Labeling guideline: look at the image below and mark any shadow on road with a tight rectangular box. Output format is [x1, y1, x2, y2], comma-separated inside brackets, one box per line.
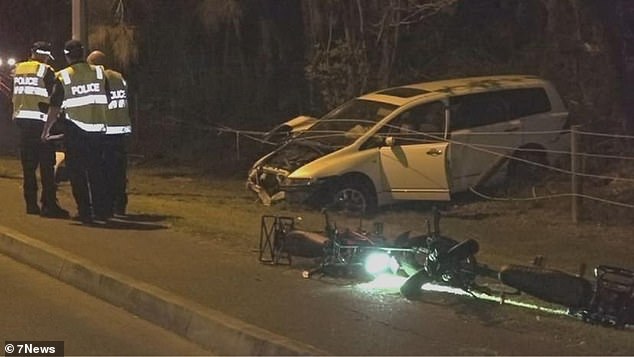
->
[114, 213, 175, 223]
[69, 216, 175, 231]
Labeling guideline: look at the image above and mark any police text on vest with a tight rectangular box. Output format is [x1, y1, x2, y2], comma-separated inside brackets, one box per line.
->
[71, 83, 101, 95]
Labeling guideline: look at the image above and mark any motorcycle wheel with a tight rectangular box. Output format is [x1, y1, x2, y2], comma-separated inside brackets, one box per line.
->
[400, 268, 432, 299]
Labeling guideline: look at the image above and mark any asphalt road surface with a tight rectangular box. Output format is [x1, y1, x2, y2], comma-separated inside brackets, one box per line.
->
[0, 175, 631, 355]
[0, 254, 212, 356]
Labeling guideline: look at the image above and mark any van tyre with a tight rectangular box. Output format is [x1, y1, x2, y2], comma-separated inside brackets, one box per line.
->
[331, 176, 377, 215]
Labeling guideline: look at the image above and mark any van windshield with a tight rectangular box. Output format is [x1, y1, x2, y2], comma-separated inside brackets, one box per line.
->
[297, 99, 397, 147]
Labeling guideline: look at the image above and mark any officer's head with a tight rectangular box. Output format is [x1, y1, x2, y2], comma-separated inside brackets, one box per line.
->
[63, 40, 85, 64]
[31, 41, 55, 63]
[86, 50, 107, 67]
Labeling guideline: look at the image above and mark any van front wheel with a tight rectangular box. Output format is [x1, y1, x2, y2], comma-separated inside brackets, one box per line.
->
[331, 177, 377, 215]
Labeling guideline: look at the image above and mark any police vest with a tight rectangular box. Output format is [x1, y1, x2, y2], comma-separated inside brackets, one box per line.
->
[12, 60, 51, 122]
[104, 69, 131, 135]
[57, 63, 108, 133]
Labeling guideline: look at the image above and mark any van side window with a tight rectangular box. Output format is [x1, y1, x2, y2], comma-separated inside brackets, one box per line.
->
[382, 101, 446, 145]
[502, 88, 551, 118]
[449, 87, 551, 131]
[449, 92, 510, 131]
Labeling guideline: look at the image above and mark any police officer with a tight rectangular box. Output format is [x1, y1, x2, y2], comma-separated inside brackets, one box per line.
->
[41, 40, 109, 224]
[87, 50, 131, 216]
[12, 41, 69, 218]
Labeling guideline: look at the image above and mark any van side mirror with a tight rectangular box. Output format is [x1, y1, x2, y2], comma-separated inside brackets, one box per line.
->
[384, 136, 395, 147]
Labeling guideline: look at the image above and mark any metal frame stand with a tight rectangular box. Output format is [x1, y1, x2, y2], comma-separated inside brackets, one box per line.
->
[259, 215, 295, 265]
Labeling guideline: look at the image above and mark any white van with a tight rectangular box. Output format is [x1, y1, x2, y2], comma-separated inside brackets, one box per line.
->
[247, 75, 569, 213]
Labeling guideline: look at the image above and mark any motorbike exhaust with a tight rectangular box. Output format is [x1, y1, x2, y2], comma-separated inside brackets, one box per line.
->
[500, 264, 594, 308]
[282, 230, 329, 258]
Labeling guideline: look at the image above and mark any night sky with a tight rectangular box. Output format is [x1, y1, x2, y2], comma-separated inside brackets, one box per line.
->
[0, 0, 71, 66]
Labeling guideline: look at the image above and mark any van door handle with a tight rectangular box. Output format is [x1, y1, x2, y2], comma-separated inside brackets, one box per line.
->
[427, 148, 443, 156]
[504, 126, 520, 132]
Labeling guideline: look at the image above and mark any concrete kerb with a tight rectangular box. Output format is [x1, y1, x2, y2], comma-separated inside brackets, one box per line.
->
[0, 225, 328, 356]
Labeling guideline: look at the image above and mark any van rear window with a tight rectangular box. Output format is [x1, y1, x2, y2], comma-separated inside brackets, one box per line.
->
[376, 87, 429, 98]
[505, 88, 551, 118]
[449, 87, 552, 130]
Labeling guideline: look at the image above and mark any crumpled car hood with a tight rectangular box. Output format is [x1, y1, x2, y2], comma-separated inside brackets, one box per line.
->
[247, 140, 336, 205]
[264, 140, 331, 172]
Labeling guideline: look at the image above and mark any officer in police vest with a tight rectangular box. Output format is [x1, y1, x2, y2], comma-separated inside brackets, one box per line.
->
[86, 50, 131, 216]
[12, 41, 69, 218]
[41, 40, 110, 224]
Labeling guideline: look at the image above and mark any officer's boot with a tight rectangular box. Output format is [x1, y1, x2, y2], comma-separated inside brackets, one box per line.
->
[39, 151, 68, 219]
[40, 201, 70, 219]
[40, 192, 70, 219]
[24, 191, 40, 215]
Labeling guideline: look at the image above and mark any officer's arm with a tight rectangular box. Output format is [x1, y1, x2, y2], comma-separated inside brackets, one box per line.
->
[8, 66, 15, 115]
[43, 67, 56, 93]
[42, 107, 61, 141]
[104, 75, 111, 102]
[41, 78, 64, 141]
[35, 67, 57, 115]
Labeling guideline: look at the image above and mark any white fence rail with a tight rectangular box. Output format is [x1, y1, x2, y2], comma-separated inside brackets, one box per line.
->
[146, 117, 634, 222]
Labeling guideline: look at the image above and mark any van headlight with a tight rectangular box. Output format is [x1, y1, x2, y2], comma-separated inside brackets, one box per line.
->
[282, 177, 313, 187]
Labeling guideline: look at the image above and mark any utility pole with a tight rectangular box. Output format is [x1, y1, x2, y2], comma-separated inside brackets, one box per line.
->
[72, 0, 88, 45]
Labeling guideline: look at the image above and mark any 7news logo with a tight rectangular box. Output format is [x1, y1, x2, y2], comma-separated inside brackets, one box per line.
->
[4, 341, 64, 357]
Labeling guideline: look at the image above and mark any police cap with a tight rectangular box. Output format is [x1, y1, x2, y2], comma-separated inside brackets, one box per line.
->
[63, 40, 85, 58]
[31, 41, 55, 60]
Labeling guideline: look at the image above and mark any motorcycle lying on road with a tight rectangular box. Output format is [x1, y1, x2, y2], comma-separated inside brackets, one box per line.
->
[258, 207, 634, 329]
[399, 212, 634, 329]
[259, 206, 416, 279]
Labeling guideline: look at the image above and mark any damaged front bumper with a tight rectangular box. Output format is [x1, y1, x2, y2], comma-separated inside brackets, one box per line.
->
[247, 166, 290, 206]
[246, 136, 336, 206]
[247, 166, 328, 206]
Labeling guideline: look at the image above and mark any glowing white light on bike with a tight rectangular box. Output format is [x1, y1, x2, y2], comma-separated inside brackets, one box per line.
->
[364, 252, 389, 275]
[364, 252, 400, 275]
[423, 283, 472, 296]
[7, 58, 16, 66]
[358, 274, 407, 291]
[358, 277, 473, 293]
[470, 291, 569, 315]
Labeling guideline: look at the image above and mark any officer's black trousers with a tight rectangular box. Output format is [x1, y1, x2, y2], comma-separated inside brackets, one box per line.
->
[17, 120, 57, 209]
[64, 123, 109, 219]
[103, 134, 128, 214]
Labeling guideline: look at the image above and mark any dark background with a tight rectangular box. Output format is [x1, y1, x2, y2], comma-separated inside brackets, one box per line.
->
[1, 0, 633, 174]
